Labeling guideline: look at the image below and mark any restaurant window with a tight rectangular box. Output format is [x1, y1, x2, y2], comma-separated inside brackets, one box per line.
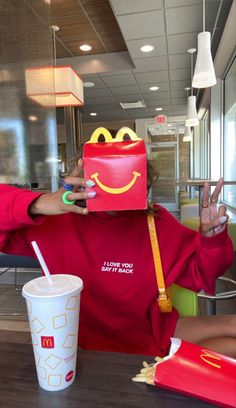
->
[223, 56, 236, 209]
[200, 110, 210, 179]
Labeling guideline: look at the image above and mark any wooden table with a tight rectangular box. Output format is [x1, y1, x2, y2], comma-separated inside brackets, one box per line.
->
[0, 342, 216, 408]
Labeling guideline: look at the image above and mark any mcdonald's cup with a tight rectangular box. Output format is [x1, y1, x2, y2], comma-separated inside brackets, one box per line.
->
[22, 274, 83, 391]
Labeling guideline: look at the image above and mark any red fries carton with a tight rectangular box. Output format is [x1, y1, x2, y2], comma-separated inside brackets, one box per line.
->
[83, 127, 147, 212]
[154, 338, 236, 407]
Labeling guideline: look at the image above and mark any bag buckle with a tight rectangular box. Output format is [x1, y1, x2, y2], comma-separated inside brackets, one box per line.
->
[158, 288, 172, 313]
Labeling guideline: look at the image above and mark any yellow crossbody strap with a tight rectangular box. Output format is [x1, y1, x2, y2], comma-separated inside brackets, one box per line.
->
[147, 213, 172, 313]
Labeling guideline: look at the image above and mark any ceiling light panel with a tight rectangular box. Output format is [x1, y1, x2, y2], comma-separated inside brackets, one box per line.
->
[117, 10, 165, 40]
[110, 0, 163, 15]
[133, 56, 168, 73]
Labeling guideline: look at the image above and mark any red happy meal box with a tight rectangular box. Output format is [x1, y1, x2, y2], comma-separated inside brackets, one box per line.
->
[154, 338, 236, 407]
[83, 127, 147, 212]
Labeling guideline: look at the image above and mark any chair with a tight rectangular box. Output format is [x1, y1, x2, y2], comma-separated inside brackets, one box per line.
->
[179, 197, 199, 207]
[0, 253, 40, 286]
[0, 253, 40, 316]
[171, 284, 199, 316]
[182, 218, 236, 315]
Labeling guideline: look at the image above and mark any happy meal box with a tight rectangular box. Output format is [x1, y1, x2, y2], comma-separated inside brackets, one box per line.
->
[83, 127, 147, 211]
[132, 338, 236, 407]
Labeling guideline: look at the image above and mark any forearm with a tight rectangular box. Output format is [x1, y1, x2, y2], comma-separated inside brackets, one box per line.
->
[176, 228, 234, 295]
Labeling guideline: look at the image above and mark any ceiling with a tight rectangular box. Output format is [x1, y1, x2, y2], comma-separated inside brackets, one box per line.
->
[52, 0, 233, 123]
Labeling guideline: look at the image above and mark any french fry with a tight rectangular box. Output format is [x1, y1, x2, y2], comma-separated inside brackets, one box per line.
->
[132, 357, 163, 385]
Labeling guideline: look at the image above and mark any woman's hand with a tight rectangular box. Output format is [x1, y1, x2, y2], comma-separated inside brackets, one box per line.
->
[200, 178, 228, 237]
[30, 160, 96, 216]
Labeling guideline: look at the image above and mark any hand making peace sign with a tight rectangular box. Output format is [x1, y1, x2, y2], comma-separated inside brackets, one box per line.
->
[200, 178, 228, 237]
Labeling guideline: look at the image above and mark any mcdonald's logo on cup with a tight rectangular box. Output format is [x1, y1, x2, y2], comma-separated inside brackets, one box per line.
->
[41, 336, 55, 348]
[84, 127, 147, 211]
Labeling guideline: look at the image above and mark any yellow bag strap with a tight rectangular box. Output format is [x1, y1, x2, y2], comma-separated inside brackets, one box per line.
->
[147, 213, 172, 313]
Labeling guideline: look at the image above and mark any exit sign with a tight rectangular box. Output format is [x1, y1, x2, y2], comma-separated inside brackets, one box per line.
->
[155, 115, 167, 124]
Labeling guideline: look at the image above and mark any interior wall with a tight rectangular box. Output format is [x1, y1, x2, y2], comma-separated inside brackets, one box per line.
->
[0, 0, 58, 190]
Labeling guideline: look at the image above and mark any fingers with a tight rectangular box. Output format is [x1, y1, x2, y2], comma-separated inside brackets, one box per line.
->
[201, 181, 210, 208]
[63, 176, 95, 190]
[62, 190, 96, 202]
[201, 178, 224, 208]
[200, 204, 228, 236]
[71, 159, 83, 177]
[63, 159, 95, 190]
[209, 178, 224, 205]
[69, 205, 89, 216]
[61, 159, 97, 215]
[218, 204, 226, 218]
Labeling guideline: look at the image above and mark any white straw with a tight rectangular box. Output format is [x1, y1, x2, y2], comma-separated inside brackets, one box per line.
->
[31, 241, 53, 284]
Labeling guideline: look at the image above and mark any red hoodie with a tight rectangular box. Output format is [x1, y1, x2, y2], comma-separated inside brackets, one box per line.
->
[0, 185, 233, 356]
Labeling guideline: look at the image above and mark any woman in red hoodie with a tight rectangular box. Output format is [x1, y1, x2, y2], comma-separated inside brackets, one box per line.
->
[0, 160, 235, 358]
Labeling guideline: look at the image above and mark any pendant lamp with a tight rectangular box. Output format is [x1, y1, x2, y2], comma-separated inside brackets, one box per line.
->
[25, 26, 84, 107]
[185, 50, 199, 127]
[186, 95, 199, 127]
[183, 126, 192, 142]
[192, 0, 216, 88]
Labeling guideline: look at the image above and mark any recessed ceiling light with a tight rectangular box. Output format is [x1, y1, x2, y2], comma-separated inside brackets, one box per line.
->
[149, 86, 159, 91]
[187, 48, 197, 54]
[28, 115, 38, 122]
[155, 107, 163, 111]
[90, 112, 97, 116]
[84, 81, 95, 87]
[167, 124, 172, 127]
[140, 45, 154, 53]
[80, 44, 92, 52]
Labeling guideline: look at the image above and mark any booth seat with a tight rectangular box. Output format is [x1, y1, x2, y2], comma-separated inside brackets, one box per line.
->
[0, 253, 40, 286]
[180, 197, 199, 207]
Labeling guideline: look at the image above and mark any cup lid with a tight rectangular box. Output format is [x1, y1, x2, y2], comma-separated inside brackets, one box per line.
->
[22, 274, 83, 299]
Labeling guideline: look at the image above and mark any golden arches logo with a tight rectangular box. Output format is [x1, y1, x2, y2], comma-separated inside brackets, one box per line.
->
[87, 127, 141, 143]
[200, 349, 221, 369]
[41, 336, 55, 349]
[91, 171, 141, 194]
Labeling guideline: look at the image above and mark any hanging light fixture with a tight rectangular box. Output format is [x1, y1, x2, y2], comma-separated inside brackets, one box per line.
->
[183, 125, 192, 142]
[192, 0, 216, 88]
[25, 26, 84, 107]
[185, 49, 199, 127]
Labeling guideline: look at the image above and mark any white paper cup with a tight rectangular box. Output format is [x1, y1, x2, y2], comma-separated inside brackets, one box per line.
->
[22, 274, 83, 391]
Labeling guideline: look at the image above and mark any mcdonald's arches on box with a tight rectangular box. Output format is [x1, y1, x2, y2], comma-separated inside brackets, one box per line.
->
[83, 127, 147, 211]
